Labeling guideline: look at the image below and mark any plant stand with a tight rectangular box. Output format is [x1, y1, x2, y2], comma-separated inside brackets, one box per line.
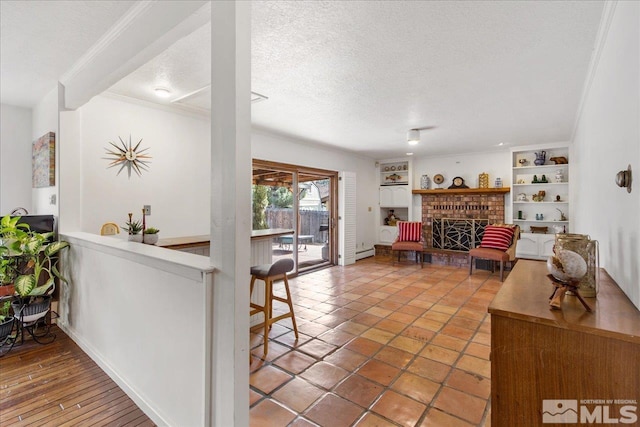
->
[0, 316, 17, 357]
[0, 296, 57, 356]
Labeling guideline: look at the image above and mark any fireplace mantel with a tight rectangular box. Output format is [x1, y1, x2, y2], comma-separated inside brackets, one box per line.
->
[412, 187, 510, 195]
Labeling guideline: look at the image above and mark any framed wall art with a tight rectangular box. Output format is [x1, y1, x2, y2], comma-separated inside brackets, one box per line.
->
[32, 132, 55, 188]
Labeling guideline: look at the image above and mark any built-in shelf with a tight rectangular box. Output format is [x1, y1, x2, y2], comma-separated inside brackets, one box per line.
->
[513, 201, 568, 204]
[412, 187, 510, 195]
[513, 182, 567, 186]
[513, 219, 569, 223]
[513, 164, 569, 171]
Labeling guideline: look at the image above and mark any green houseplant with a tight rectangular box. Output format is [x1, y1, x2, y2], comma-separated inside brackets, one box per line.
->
[123, 213, 143, 242]
[143, 227, 160, 245]
[0, 215, 70, 323]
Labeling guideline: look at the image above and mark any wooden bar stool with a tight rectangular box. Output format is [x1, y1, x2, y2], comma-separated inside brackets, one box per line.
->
[250, 258, 298, 356]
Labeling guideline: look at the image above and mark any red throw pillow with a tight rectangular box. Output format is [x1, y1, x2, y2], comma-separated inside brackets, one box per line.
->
[398, 222, 422, 242]
[479, 225, 515, 251]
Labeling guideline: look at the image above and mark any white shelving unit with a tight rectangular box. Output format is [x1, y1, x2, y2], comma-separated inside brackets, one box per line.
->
[378, 159, 412, 244]
[511, 145, 570, 260]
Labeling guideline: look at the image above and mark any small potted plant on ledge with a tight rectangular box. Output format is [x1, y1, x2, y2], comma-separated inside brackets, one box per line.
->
[123, 213, 143, 242]
[143, 227, 160, 245]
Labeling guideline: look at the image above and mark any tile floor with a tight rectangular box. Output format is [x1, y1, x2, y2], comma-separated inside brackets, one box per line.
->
[249, 256, 505, 427]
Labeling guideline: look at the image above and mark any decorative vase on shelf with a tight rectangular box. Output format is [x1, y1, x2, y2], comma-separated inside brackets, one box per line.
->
[534, 151, 546, 166]
[494, 177, 502, 188]
[420, 175, 430, 189]
[555, 169, 564, 183]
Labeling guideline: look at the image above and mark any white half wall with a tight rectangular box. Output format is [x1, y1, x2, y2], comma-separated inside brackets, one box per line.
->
[0, 103, 32, 215]
[571, 1, 640, 309]
[251, 129, 378, 252]
[60, 232, 214, 427]
[77, 95, 211, 237]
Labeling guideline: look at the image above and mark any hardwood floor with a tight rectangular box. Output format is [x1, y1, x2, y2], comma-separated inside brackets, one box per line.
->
[0, 325, 154, 426]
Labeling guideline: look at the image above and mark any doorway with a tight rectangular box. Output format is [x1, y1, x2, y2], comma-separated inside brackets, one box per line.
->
[252, 160, 338, 274]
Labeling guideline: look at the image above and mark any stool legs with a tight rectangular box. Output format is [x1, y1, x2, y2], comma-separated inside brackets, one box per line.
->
[250, 273, 298, 357]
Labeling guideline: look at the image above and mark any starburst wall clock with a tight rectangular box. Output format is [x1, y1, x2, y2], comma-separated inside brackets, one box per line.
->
[103, 135, 151, 178]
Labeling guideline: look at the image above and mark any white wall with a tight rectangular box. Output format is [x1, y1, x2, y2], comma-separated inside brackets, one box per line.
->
[31, 87, 59, 216]
[60, 232, 214, 427]
[572, 1, 639, 309]
[77, 95, 211, 237]
[410, 150, 512, 222]
[0, 103, 32, 215]
[252, 129, 378, 252]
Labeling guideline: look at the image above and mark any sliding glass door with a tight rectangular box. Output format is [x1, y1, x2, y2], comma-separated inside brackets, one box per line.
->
[252, 160, 337, 275]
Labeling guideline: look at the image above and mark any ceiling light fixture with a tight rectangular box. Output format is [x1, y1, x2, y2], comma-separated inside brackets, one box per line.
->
[406, 152, 414, 156]
[407, 129, 420, 145]
[154, 87, 171, 98]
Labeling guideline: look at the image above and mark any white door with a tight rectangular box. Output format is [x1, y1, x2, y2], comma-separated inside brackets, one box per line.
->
[339, 171, 356, 266]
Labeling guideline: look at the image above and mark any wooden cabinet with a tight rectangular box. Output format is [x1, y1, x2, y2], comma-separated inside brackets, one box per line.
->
[511, 144, 570, 260]
[489, 260, 640, 426]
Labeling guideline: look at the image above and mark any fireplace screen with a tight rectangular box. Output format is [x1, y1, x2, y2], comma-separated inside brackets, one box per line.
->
[432, 219, 488, 251]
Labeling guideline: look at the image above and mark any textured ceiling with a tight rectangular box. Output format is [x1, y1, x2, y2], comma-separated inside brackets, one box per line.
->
[1, 1, 605, 159]
[0, 0, 135, 107]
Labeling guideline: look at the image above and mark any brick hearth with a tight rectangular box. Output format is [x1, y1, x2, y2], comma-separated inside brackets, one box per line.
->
[422, 191, 506, 266]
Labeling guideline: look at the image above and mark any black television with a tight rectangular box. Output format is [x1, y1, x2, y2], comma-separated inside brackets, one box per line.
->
[11, 215, 56, 236]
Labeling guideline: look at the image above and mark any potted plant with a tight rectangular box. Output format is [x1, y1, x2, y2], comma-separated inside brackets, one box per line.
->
[0, 300, 14, 344]
[143, 227, 160, 245]
[0, 215, 70, 324]
[123, 215, 143, 242]
[0, 248, 17, 297]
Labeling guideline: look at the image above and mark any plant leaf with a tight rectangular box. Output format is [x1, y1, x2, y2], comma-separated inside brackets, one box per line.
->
[44, 241, 70, 257]
[29, 280, 54, 296]
[14, 274, 36, 297]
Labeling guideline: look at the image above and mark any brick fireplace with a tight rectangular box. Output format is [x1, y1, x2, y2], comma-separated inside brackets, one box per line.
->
[420, 189, 508, 266]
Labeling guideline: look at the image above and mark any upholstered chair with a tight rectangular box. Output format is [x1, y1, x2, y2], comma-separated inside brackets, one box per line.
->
[391, 221, 425, 268]
[468, 224, 520, 281]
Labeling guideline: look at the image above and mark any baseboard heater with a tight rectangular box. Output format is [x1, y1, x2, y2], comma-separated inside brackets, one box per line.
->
[356, 248, 375, 260]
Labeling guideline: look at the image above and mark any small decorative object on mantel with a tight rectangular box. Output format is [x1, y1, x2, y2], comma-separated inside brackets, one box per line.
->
[103, 135, 151, 178]
[478, 172, 489, 188]
[494, 177, 502, 188]
[448, 176, 469, 189]
[420, 175, 430, 189]
[547, 249, 592, 312]
[518, 158, 528, 167]
[433, 174, 445, 188]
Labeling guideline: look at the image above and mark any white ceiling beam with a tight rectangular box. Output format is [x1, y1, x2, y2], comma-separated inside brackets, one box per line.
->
[60, 0, 209, 110]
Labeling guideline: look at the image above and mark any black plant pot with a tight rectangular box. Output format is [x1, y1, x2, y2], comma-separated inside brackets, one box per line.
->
[0, 316, 14, 341]
[12, 295, 51, 324]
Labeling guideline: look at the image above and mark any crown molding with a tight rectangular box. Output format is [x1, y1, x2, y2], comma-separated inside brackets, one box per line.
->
[569, 1, 618, 143]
